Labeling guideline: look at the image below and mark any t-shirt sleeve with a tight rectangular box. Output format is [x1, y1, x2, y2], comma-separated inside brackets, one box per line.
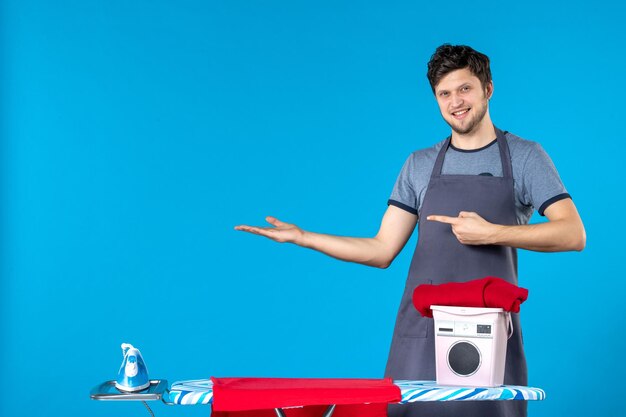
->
[520, 143, 571, 216]
[388, 154, 418, 216]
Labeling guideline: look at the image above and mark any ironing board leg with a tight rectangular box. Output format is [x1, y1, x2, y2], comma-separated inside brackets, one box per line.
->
[322, 404, 336, 417]
[274, 405, 335, 417]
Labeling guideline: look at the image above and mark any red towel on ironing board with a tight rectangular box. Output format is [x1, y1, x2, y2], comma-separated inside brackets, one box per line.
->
[211, 377, 401, 417]
[412, 276, 529, 318]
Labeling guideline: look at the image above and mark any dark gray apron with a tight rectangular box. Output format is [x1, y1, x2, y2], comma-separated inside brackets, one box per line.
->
[385, 128, 527, 417]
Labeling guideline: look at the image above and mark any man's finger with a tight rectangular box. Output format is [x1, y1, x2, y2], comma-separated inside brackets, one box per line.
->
[236, 225, 275, 236]
[458, 211, 477, 218]
[234, 225, 258, 231]
[427, 215, 459, 224]
[266, 216, 286, 227]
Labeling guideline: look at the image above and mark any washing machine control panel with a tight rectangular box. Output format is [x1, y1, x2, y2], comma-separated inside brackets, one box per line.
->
[436, 320, 494, 338]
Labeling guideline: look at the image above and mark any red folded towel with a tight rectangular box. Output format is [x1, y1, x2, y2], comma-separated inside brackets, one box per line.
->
[211, 403, 388, 417]
[211, 377, 401, 417]
[412, 276, 529, 318]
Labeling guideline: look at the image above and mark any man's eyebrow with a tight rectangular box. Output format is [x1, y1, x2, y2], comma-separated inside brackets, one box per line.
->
[451, 82, 473, 90]
[437, 81, 474, 94]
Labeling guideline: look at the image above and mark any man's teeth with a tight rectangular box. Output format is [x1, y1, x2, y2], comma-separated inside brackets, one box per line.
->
[453, 109, 469, 116]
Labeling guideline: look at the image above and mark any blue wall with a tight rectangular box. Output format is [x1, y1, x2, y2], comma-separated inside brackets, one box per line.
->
[1, 1, 623, 416]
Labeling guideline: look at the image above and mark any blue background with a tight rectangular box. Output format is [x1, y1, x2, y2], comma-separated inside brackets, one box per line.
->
[1, 1, 623, 416]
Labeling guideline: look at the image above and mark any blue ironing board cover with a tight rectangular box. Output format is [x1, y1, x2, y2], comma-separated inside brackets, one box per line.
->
[164, 379, 545, 405]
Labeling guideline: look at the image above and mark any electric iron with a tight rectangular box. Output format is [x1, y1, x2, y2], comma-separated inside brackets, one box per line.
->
[115, 343, 150, 392]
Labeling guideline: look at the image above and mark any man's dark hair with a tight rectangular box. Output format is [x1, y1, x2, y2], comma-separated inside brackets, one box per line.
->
[427, 44, 492, 94]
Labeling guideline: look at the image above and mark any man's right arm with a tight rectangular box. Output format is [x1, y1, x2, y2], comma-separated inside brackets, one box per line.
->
[234, 205, 417, 269]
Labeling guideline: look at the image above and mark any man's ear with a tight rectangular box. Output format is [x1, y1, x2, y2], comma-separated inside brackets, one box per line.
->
[485, 81, 494, 100]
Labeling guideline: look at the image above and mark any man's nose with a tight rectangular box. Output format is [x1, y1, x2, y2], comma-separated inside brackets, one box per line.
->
[451, 93, 463, 107]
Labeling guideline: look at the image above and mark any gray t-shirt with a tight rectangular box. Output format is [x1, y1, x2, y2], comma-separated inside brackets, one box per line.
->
[388, 132, 571, 225]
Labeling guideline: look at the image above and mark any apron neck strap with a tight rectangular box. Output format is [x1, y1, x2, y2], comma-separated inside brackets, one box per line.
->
[495, 127, 513, 179]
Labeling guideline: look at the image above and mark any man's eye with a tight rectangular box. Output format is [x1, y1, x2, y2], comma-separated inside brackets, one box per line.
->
[461, 86, 470, 92]
[439, 92, 449, 97]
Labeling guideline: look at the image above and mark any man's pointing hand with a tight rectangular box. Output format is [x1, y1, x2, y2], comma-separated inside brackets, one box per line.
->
[427, 211, 499, 245]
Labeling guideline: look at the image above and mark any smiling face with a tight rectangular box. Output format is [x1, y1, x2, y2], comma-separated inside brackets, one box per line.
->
[434, 68, 493, 136]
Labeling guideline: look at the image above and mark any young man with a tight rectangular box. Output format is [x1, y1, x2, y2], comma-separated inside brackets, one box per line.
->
[235, 44, 585, 417]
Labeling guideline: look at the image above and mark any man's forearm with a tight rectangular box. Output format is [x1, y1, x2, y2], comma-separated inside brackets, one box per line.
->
[490, 218, 586, 252]
[298, 232, 394, 268]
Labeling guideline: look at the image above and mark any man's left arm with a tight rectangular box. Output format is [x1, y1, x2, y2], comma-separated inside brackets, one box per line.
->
[427, 198, 586, 252]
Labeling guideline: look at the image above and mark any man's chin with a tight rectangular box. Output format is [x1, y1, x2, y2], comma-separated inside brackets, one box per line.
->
[447, 120, 475, 135]
[452, 126, 475, 135]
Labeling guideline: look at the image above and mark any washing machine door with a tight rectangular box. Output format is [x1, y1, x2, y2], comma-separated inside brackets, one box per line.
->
[447, 340, 481, 376]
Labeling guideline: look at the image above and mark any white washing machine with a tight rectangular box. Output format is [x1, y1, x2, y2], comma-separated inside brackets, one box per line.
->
[431, 305, 512, 387]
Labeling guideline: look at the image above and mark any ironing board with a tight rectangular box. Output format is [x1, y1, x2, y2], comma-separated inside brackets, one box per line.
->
[164, 379, 545, 405]
[92, 378, 544, 417]
[154, 379, 546, 405]
[91, 378, 545, 404]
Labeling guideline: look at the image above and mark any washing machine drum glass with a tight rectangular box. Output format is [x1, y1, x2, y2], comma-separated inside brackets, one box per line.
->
[448, 341, 481, 376]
